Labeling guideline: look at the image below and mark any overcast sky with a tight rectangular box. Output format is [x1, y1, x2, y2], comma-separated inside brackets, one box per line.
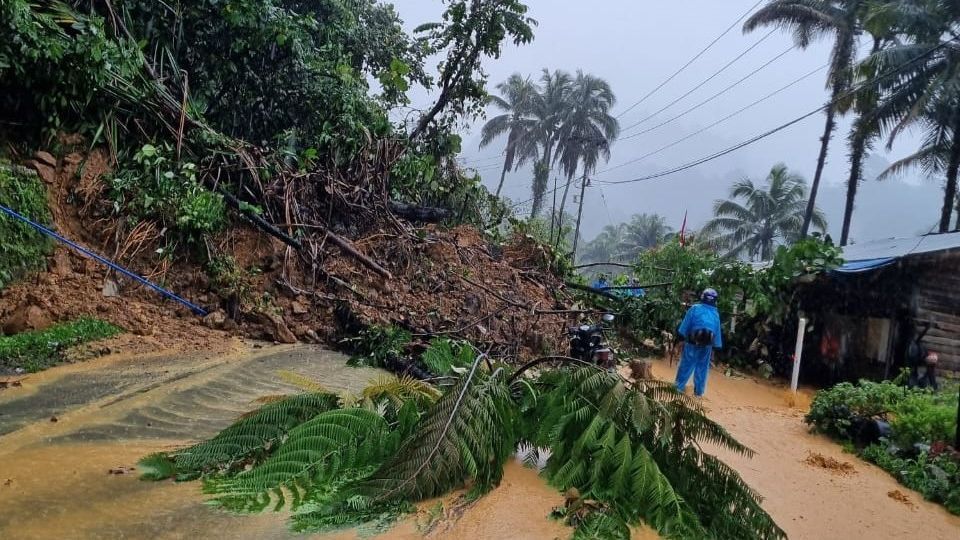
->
[388, 0, 942, 243]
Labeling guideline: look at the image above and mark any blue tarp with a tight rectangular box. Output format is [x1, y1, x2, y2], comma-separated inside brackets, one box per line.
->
[831, 257, 896, 274]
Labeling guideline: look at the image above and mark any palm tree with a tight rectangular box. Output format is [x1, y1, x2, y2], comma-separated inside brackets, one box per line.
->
[863, 0, 960, 232]
[553, 71, 619, 236]
[528, 69, 573, 217]
[581, 223, 627, 263]
[479, 74, 540, 198]
[703, 164, 827, 261]
[745, 0, 869, 237]
[618, 213, 673, 261]
[839, 28, 895, 246]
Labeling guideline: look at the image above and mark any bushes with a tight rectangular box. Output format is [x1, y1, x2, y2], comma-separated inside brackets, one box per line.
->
[110, 144, 226, 245]
[0, 164, 52, 290]
[0, 318, 120, 372]
[805, 381, 911, 440]
[807, 379, 960, 515]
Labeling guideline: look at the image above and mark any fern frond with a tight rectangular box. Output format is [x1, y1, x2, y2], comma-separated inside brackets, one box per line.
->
[361, 374, 442, 412]
[420, 338, 473, 376]
[205, 408, 390, 512]
[277, 370, 330, 393]
[355, 358, 517, 502]
[153, 393, 340, 478]
[572, 512, 631, 540]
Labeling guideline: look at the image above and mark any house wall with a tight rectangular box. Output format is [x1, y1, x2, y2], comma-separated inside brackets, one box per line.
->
[909, 254, 960, 374]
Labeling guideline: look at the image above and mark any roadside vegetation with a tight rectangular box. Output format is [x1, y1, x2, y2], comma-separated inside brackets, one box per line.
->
[806, 379, 960, 514]
[139, 340, 785, 539]
[0, 318, 120, 373]
[0, 164, 52, 290]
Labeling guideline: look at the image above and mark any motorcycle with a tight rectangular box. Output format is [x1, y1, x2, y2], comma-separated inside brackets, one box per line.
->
[568, 313, 616, 369]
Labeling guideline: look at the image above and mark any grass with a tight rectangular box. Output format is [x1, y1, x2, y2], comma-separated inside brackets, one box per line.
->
[0, 318, 121, 372]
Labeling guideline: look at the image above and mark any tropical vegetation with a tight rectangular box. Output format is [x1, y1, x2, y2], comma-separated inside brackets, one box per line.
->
[702, 164, 827, 261]
[579, 213, 674, 264]
[806, 379, 960, 514]
[480, 70, 619, 221]
[139, 341, 786, 538]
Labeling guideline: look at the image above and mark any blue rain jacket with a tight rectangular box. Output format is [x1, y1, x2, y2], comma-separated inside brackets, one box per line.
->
[678, 303, 723, 357]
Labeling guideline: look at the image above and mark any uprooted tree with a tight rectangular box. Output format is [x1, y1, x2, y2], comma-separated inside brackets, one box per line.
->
[139, 342, 786, 539]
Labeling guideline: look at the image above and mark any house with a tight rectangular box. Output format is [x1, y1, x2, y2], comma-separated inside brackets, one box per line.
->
[795, 232, 960, 383]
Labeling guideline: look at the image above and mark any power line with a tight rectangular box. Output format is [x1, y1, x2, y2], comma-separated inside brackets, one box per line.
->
[598, 37, 958, 187]
[619, 29, 782, 135]
[595, 64, 827, 176]
[511, 37, 957, 211]
[620, 46, 802, 141]
[615, 0, 765, 119]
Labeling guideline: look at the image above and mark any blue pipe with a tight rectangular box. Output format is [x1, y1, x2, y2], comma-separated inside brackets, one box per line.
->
[0, 203, 207, 316]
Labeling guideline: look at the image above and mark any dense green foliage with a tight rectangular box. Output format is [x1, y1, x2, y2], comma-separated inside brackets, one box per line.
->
[0, 165, 53, 290]
[603, 238, 841, 357]
[702, 164, 827, 261]
[343, 325, 412, 368]
[141, 341, 785, 539]
[580, 213, 673, 264]
[0, 318, 120, 372]
[806, 379, 960, 514]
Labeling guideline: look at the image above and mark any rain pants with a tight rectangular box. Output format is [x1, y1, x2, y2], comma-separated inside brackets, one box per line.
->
[674, 303, 722, 397]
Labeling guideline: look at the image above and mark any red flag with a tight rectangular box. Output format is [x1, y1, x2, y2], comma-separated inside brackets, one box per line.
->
[679, 210, 688, 247]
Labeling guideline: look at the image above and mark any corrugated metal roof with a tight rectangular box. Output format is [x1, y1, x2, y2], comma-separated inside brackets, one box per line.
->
[840, 231, 960, 262]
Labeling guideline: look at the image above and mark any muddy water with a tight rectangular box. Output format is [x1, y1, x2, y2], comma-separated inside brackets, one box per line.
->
[0, 343, 584, 540]
[649, 358, 960, 540]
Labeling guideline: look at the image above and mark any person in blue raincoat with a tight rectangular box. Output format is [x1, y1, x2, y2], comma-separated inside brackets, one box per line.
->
[674, 288, 722, 397]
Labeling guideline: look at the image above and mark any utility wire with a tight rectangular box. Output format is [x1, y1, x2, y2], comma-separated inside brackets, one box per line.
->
[615, 0, 765, 119]
[596, 64, 826, 176]
[619, 29, 781, 134]
[620, 46, 804, 141]
[598, 37, 957, 187]
[513, 36, 955, 203]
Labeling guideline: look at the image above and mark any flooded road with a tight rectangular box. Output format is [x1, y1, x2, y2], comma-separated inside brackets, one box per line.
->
[0, 342, 574, 540]
[2, 344, 957, 539]
[647, 359, 960, 540]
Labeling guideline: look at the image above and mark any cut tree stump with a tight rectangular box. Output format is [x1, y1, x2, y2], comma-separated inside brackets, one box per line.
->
[629, 359, 654, 380]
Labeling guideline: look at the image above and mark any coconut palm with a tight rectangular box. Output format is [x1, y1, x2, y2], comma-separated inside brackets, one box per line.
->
[479, 74, 540, 198]
[527, 69, 573, 217]
[553, 71, 619, 235]
[839, 33, 890, 246]
[745, 0, 870, 237]
[703, 164, 827, 261]
[618, 213, 673, 261]
[863, 0, 960, 232]
[581, 223, 627, 263]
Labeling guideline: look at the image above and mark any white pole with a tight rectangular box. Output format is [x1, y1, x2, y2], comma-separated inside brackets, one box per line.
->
[791, 314, 807, 393]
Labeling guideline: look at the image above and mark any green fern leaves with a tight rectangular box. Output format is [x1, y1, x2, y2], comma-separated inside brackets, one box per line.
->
[356, 360, 517, 502]
[205, 408, 390, 512]
[139, 353, 785, 540]
[139, 392, 339, 480]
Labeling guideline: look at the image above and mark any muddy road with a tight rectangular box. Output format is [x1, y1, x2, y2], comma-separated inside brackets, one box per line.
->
[1, 344, 957, 539]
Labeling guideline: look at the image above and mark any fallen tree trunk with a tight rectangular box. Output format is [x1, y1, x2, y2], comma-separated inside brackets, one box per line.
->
[388, 201, 452, 223]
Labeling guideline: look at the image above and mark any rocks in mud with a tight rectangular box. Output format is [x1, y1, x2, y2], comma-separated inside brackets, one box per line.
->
[49, 251, 74, 277]
[203, 309, 227, 329]
[270, 315, 298, 344]
[1, 304, 52, 334]
[291, 298, 309, 315]
[629, 360, 654, 380]
[101, 279, 120, 298]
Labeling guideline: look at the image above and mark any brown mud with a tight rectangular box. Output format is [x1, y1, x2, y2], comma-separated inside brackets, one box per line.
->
[649, 358, 960, 539]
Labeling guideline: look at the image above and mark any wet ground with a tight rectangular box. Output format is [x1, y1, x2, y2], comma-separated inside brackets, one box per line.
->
[1, 344, 957, 539]
[0, 342, 576, 540]
[649, 359, 960, 540]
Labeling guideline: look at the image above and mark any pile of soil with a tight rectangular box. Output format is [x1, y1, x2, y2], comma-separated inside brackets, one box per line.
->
[0, 146, 587, 361]
[802, 451, 857, 476]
